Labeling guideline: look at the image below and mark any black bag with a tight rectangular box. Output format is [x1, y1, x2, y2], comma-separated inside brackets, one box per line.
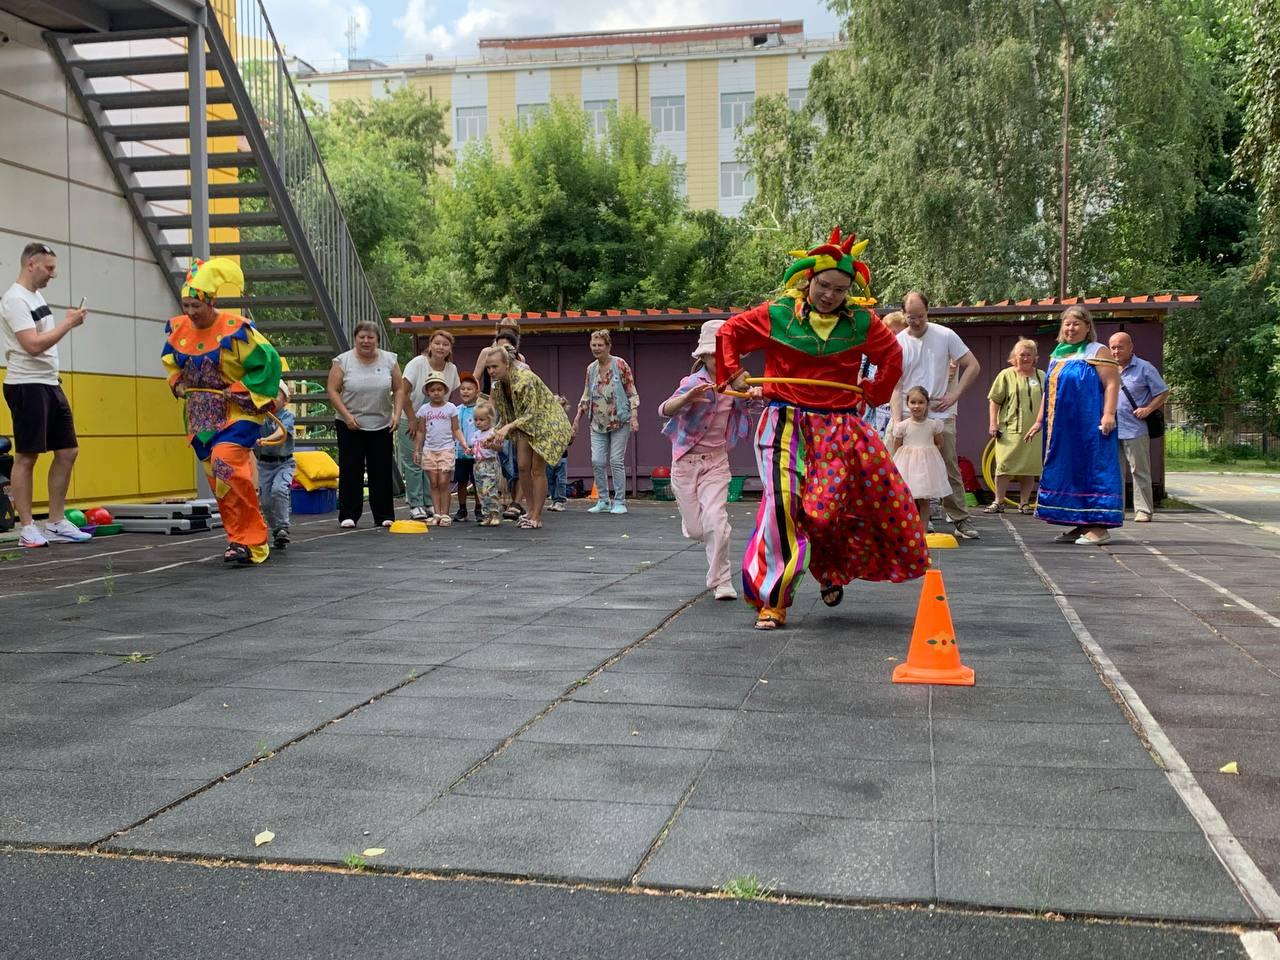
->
[1121, 385, 1164, 439]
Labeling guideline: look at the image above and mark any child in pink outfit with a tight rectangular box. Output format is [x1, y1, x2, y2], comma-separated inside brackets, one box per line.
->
[659, 320, 758, 600]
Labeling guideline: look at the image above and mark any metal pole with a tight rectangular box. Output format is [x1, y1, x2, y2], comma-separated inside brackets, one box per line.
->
[1054, 0, 1071, 300]
[189, 19, 210, 261]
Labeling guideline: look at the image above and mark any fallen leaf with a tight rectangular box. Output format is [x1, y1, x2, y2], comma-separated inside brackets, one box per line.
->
[254, 830, 274, 847]
[621, 534, 631, 539]
[362, 848, 386, 857]
[1219, 761, 1239, 775]
[630, 730, 640, 736]
[584, 546, 594, 550]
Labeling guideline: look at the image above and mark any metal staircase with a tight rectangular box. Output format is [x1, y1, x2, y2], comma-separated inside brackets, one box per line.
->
[41, 0, 383, 447]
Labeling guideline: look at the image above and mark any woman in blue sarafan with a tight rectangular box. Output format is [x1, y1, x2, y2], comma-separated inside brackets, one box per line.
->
[1028, 305, 1123, 546]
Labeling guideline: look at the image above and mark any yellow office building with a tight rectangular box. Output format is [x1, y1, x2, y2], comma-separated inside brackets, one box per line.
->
[291, 20, 842, 216]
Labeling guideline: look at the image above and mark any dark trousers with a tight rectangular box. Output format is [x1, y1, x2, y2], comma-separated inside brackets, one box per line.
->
[335, 421, 394, 525]
[454, 457, 476, 514]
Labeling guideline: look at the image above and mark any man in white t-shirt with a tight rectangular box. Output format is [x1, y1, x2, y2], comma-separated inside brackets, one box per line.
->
[0, 242, 92, 548]
[891, 291, 983, 540]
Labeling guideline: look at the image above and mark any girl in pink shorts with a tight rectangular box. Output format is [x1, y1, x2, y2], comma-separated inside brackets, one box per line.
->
[413, 372, 469, 525]
[659, 320, 760, 600]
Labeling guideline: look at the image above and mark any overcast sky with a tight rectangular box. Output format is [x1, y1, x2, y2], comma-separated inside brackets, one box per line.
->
[264, 0, 841, 70]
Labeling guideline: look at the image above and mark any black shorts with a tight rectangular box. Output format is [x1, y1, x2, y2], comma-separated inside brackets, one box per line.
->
[2, 382, 78, 454]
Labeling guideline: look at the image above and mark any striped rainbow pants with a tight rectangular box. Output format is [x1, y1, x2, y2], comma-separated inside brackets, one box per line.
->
[742, 404, 930, 610]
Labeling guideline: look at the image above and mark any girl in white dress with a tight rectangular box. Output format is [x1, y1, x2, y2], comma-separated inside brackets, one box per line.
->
[892, 386, 951, 533]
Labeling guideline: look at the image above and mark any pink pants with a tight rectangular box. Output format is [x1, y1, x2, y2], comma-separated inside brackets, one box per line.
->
[670, 450, 733, 589]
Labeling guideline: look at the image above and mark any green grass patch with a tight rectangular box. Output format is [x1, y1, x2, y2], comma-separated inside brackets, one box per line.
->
[720, 872, 776, 900]
[1166, 457, 1280, 474]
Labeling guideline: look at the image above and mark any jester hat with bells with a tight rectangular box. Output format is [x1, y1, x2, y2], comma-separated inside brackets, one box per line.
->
[182, 257, 245, 304]
[781, 227, 873, 306]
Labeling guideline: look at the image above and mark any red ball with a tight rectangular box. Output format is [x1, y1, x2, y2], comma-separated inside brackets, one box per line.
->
[86, 507, 113, 525]
[651, 466, 671, 479]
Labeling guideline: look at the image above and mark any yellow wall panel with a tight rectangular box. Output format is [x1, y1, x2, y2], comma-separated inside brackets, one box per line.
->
[618, 63, 635, 114]
[488, 71, 515, 131]
[138, 436, 198, 497]
[136, 378, 188, 436]
[549, 68, 581, 104]
[755, 56, 788, 99]
[408, 76, 446, 105]
[685, 60, 718, 211]
[68, 373, 139, 438]
[71, 437, 140, 503]
[328, 79, 372, 105]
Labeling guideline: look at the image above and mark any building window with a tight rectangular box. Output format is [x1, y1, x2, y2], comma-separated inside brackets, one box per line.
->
[585, 99, 616, 137]
[720, 161, 754, 200]
[720, 92, 754, 131]
[517, 102, 548, 129]
[456, 106, 487, 145]
[650, 95, 685, 134]
[674, 163, 687, 199]
[788, 88, 807, 112]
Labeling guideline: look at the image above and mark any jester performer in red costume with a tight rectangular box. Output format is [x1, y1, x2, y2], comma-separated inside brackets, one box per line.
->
[716, 229, 930, 630]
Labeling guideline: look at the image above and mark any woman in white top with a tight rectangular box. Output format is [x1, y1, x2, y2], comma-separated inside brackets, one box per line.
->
[326, 321, 403, 528]
[397, 329, 459, 520]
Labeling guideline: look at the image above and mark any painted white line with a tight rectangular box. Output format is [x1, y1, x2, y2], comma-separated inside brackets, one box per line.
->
[1242, 931, 1280, 960]
[1144, 546, 1280, 631]
[56, 555, 217, 589]
[1174, 499, 1280, 539]
[1002, 518, 1280, 922]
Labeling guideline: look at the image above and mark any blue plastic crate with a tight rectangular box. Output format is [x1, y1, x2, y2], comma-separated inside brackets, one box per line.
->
[290, 486, 336, 514]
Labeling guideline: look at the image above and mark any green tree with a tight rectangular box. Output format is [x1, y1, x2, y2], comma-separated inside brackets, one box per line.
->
[1235, 0, 1280, 275]
[434, 101, 687, 311]
[306, 87, 452, 320]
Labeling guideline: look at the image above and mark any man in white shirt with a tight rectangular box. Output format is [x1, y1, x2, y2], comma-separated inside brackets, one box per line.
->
[0, 242, 92, 548]
[891, 291, 983, 540]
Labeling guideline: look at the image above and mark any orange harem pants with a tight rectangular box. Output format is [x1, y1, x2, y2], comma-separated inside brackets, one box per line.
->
[742, 405, 929, 611]
[203, 441, 270, 563]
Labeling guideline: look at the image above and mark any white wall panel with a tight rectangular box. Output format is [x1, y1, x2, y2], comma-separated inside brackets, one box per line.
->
[67, 246, 136, 319]
[134, 257, 176, 322]
[0, 12, 68, 113]
[581, 66, 618, 103]
[451, 73, 486, 109]
[648, 61, 685, 98]
[787, 53, 816, 90]
[133, 318, 170, 377]
[0, 166, 71, 242]
[66, 310, 137, 376]
[69, 183, 135, 258]
[515, 69, 550, 105]
[0, 94, 70, 178]
[66, 120, 120, 193]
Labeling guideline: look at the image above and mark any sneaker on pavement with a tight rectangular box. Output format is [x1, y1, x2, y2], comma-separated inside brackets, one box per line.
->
[550, 501, 565, 511]
[19, 523, 48, 548]
[454, 508, 468, 522]
[588, 500, 612, 514]
[713, 582, 737, 601]
[409, 506, 429, 521]
[44, 518, 92, 543]
[339, 518, 356, 529]
[953, 520, 980, 540]
[273, 528, 291, 549]
[1134, 511, 1153, 522]
[610, 501, 628, 514]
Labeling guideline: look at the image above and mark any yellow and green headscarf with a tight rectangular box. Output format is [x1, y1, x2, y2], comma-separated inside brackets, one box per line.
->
[182, 257, 245, 303]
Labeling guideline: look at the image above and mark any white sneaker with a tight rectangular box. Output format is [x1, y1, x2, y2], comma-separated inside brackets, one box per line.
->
[549, 502, 565, 511]
[713, 582, 738, 601]
[409, 506, 428, 521]
[44, 518, 92, 543]
[19, 523, 48, 548]
[339, 519, 356, 529]
[587, 500, 612, 514]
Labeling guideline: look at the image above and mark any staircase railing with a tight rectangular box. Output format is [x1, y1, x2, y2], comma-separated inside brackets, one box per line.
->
[206, 0, 384, 351]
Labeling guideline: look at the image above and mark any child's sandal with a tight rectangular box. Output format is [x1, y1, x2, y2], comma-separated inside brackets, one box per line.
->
[983, 502, 1005, 514]
[754, 607, 786, 630]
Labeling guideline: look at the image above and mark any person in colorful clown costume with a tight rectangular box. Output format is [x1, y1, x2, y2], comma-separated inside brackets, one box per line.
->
[162, 258, 283, 565]
[716, 229, 930, 630]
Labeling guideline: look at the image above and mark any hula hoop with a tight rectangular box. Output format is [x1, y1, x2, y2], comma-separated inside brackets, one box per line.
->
[981, 437, 1037, 509]
[183, 386, 287, 446]
[722, 376, 864, 399]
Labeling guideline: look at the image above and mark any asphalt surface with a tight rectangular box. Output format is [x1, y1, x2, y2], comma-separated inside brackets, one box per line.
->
[1166, 471, 1280, 534]
[0, 851, 1255, 960]
[2, 496, 1279, 956]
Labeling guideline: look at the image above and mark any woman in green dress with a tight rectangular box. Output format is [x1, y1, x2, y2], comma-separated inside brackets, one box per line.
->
[486, 344, 573, 529]
[985, 338, 1046, 513]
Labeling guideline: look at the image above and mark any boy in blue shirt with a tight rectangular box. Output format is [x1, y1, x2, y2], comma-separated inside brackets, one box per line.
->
[453, 373, 480, 521]
[256, 383, 295, 548]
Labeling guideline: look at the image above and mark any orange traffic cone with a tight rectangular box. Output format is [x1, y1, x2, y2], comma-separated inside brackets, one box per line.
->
[589, 482, 599, 499]
[892, 569, 974, 686]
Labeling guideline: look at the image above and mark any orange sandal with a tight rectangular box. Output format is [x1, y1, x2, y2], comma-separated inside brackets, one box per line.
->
[754, 607, 786, 631]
